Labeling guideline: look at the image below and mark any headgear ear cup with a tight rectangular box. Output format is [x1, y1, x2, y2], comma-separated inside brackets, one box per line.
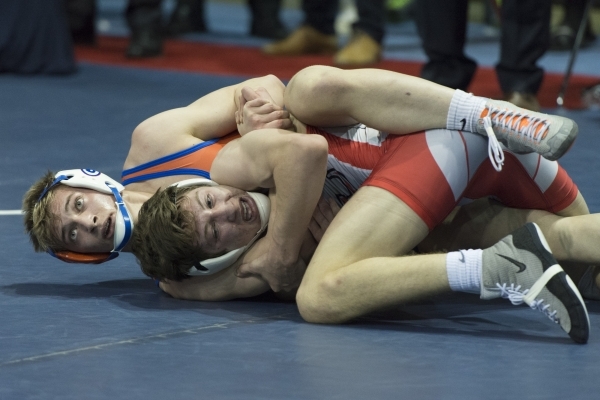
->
[50, 250, 119, 264]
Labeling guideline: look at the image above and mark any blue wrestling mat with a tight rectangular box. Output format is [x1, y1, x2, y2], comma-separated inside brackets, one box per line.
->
[1, 1, 600, 399]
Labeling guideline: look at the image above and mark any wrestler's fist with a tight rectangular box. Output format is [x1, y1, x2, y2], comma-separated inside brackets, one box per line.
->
[235, 236, 305, 293]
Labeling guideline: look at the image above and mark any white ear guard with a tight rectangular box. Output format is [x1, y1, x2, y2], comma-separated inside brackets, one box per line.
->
[169, 178, 270, 276]
[38, 168, 134, 263]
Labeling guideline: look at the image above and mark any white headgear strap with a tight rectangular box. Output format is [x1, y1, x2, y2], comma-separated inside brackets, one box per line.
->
[168, 178, 270, 276]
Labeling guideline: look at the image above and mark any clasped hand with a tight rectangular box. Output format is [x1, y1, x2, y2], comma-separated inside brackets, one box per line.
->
[235, 86, 293, 135]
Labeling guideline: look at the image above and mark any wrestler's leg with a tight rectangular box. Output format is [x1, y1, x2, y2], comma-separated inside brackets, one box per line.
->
[419, 193, 599, 286]
[285, 65, 578, 161]
[285, 65, 454, 133]
[296, 185, 592, 330]
[419, 195, 600, 262]
[296, 187, 447, 323]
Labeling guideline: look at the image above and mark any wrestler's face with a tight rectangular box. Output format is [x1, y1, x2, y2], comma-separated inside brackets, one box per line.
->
[51, 186, 117, 253]
[181, 185, 262, 257]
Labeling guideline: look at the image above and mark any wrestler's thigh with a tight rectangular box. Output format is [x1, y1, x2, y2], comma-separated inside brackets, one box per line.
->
[302, 186, 429, 283]
[555, 191, 589, 217]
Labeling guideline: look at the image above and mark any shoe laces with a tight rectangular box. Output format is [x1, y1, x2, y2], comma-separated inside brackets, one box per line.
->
[496, 283, 528, 305]
[496, 283, 559, 324]
[485, 105, 550, 144]
[529, 299, 559, 324]
[483, 117, 505, 172]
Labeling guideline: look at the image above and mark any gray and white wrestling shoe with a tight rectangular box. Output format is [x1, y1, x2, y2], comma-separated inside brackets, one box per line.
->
[481, 222, 589, 344]
[477, 100, 578, 161]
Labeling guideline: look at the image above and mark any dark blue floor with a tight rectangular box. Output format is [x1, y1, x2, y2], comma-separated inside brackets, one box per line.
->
[2, 2, 600, 399]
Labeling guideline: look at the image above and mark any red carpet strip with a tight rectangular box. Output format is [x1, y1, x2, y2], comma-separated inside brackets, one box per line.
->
[76, 36, 599, 109]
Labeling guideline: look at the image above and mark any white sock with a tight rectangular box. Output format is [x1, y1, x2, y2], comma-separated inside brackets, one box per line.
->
[446, 89, 487, 133]
[446, 249, 483, 294]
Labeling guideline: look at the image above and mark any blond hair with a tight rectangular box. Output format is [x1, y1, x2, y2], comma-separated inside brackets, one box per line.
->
[132, 184, 213, 281]
[22, 171, 65, 252]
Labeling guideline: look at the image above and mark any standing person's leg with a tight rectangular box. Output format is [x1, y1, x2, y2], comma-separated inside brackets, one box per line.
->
[285, 65, 578, 162]
[165, 0, 206, 37]
[334, 0, 385, 67]
[65, 0, 96, 45]
[413, 0, 476, 91]
[496, 0, 551, 111]
[552, 0, 596, 51]
[262, 0, 338, 55]
[248, 0, 288, 40]
[126, 0, 163, 58]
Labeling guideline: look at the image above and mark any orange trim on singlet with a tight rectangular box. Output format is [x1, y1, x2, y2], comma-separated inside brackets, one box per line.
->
[121, 132, 240, 185]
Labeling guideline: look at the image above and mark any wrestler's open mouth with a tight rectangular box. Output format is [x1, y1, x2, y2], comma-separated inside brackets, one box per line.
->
[103, 215, 113, 239]
[240, 197, 256, 222]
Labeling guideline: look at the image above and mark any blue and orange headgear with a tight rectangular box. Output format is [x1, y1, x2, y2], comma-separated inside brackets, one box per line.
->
[37, 169, 134, 264]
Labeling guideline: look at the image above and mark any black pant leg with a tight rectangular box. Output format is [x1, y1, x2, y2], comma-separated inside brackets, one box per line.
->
[126, 0, 163, 32]
[353, 0, 385, 43]
[0, 0, 76, 74]
[413, 0, 476, 90]
[64, 0, 96, 43]
[303, 0, 337, 35]
[495, 0, 551, 95]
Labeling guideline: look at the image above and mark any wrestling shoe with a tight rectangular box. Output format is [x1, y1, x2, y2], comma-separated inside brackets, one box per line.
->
[481, 223, 589, 344]
[578, 266, 600, 301]
[476, 100, 578, 161]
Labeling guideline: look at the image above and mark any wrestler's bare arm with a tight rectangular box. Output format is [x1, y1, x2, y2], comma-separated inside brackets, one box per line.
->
[123, 75, 287, 169]
[159, 260, 269, 301]
[210, 129, 328, 291]
[160, 230, 319, 301]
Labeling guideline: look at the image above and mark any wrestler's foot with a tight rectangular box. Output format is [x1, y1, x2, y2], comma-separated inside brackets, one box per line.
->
[481, 222, 589, 344]
[476, 100, 578, 161]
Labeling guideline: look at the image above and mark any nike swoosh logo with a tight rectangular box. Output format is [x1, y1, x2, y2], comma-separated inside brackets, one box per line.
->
[497, 254, 527, 273]
[458, 251, 465, 263]
[460, 118, 466, 131]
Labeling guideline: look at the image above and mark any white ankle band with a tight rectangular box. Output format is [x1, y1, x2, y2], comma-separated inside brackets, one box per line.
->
[447, 89, 486, 133]
[446, 249, 483, 294]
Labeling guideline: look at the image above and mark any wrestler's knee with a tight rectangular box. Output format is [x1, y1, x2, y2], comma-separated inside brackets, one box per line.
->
[285, 65, 350, 117]
[296, 270, 352, 324]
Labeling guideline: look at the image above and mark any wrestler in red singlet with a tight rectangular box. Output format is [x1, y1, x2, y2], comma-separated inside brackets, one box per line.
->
[123, 126, 578, 231]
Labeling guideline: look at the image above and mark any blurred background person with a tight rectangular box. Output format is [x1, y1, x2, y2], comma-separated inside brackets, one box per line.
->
[0, 0, 76, 74]
[262, 0, 386, 68]
[551, 0, 596, 51]
[64, 0, 288, 58]
[414, 0, 551, 111]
